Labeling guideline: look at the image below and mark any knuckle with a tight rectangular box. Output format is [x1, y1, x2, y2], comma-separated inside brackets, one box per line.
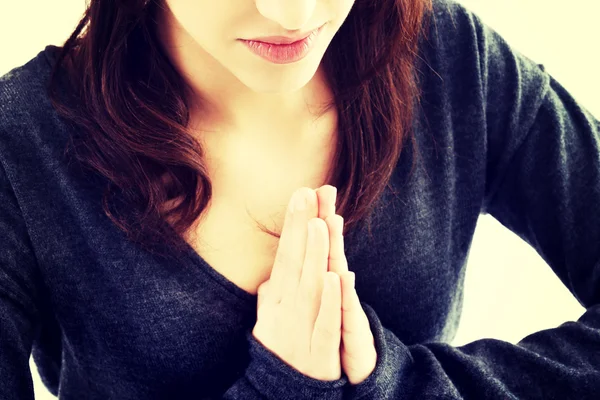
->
[341, 324, 358, 336]
[297, 187, 314, 200]
[310, 217, 327, 230]
[327, 254, 344, 263]
[289, 187, 311, 212]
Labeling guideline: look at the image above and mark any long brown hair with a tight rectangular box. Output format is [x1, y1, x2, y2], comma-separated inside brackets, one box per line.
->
[47, 0, 433, 264]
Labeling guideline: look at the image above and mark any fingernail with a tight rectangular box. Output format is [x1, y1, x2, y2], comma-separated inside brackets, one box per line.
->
[349, 271, 355, 289]
[295, 191, 307, 211]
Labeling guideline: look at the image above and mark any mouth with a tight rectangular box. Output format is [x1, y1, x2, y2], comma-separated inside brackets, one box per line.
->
[239, 24, 326, 65]
[246, 24, 325, 45]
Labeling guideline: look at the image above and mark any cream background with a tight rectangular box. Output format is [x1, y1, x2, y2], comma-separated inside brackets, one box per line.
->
[0, 1, 598, 398]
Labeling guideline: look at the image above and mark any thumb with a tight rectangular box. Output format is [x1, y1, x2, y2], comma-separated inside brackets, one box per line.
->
[257, 279, 270, 310]
[341, 271, 372, 353]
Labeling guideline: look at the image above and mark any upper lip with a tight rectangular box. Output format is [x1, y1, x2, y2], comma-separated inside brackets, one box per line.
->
[245, 24, 323, 45]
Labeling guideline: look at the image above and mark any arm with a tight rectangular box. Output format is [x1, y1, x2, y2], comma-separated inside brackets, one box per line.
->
[0, 159, 43, 399]
[0, 155, 347, 400]
[341, 1, 600, 399]
[221, 332, 347, 399]
[222, 188, 349, 399]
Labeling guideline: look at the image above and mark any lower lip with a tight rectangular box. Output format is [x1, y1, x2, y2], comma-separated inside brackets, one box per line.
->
[240, 25, 324, 64]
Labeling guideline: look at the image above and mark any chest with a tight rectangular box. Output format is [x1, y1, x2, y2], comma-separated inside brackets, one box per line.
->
[183, 119, 339, 295]
[40, 124, 476, 396]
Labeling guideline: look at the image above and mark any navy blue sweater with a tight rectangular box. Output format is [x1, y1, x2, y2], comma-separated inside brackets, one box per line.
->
[1, 0, 599, 398]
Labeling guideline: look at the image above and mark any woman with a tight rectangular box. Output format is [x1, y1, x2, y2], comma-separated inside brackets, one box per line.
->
[0, 0, 599, 398]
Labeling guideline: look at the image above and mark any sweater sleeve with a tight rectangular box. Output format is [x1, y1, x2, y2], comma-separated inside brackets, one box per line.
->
[338, 2, 600, 400]
[220, 331, 348, 399]
[0, 159, 45, 399]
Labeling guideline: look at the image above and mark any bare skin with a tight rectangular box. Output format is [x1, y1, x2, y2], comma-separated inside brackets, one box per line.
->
[253, 186, 377, 384]
[155, 0, 374, 386]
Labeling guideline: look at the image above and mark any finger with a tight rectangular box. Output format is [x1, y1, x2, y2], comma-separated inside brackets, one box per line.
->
[341, 272, 375, 358]
[324, 214, 348, 275]
[311, 271, 342, 363]
[266, 189, 300, 303]
[256, 279, 269, 311]
[315, 185, 337, 220]
[280, 188, 319, 302]
[298, 218, 329, 324]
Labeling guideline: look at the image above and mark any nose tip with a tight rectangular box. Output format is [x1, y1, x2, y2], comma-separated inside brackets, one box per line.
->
[255, 0, 317, 31]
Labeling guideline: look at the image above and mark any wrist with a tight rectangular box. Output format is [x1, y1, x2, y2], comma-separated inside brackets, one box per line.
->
[244, 331, 348, 400]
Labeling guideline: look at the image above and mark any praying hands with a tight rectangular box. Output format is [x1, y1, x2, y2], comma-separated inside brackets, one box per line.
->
[252, 186, 377, 385]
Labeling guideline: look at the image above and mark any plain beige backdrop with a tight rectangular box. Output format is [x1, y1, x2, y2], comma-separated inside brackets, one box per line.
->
[1, 0, 598, 398]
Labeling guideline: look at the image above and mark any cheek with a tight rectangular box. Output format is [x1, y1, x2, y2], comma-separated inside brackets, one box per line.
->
[180, 15, 230, 52]
[336, 0, 357, 23]
[169, 1, 233, 39]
